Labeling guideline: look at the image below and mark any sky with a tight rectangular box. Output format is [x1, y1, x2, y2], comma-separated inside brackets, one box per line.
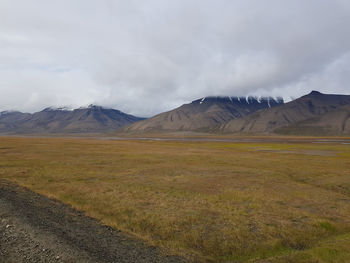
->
[1, 0, 350, 117]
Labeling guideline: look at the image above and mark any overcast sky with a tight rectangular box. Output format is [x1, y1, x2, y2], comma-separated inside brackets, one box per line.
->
[1, 0, 350, 116]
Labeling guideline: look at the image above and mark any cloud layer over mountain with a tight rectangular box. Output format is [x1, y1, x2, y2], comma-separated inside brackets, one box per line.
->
[1, 0, 350, 116]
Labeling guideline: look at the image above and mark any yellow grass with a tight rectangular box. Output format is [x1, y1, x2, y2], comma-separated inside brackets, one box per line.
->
[0, 136, 349, 262]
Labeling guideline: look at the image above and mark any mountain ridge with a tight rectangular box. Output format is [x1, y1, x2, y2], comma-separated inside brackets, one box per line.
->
[1, 91, 350, 135]
[0, 105, 144, 134]
[221, 91, 350, 135]
[124, 96, 284, 133]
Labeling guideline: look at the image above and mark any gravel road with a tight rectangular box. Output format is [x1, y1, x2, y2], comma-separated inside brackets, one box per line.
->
[0, 180, 186, 263]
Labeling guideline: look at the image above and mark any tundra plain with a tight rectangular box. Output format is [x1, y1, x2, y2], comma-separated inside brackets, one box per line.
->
[0, 136, 349, 262]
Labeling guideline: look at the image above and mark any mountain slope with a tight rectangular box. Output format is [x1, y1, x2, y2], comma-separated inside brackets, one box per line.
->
[0, 105, 144, 133]
[0, 111, 32, 131]
[221, 91, 350, 134]
[124, 96, 284, 132]
[276, 104, 350, 135]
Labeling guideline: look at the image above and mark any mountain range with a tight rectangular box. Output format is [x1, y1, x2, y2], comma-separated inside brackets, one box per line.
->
[1, 91, 349, 135]
[0, 105, 143, 134]
[220, 91, 350, 135]
[125, 91, 350, 135]
[124, 96, 284, 132]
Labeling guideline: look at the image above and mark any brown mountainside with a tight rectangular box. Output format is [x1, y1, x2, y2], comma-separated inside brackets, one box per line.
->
[124, 96, 284, 132]
[276, 104, 350, 135]
[221, 91, 350, 134]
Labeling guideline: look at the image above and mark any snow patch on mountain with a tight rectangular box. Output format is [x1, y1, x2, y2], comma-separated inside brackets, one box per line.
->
[43, 106, 74, 112]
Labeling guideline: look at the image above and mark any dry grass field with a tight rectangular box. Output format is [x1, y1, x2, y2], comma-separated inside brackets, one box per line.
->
[0, 136, 350, 262]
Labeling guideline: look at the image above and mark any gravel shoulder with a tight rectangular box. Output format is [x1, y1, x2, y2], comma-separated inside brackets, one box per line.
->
[0, 180, 186, 263]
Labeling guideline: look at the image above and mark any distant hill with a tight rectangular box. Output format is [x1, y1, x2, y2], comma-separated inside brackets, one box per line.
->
[124, 96, 284, 133]
[0, 105, 144, 134]
[221, 91, 350, 135]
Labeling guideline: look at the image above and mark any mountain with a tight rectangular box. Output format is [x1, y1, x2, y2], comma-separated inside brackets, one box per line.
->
[221, 91, 350, 134]
[0, 111, 32, 131]
[276, 104, 350, 135]
[0, 105, 144, 134]
[2, 91, 348, 135]
[124, 96, 284, 132]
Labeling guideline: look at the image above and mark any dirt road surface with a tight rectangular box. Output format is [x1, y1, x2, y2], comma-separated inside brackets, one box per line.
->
[0, 180, 187, 263]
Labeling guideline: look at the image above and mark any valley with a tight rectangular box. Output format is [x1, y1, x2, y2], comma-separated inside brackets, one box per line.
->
[2, 1, 350, 262]
[0, 136, 349, 262]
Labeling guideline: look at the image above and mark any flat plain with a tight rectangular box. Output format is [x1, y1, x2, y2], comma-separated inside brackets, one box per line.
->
[0, 136, 350, 262]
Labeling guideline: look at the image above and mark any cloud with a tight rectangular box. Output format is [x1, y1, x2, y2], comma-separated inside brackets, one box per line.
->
[0, 0, 350, 116]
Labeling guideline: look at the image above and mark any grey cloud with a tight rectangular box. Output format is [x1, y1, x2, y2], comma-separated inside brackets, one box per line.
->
[0, 0, 350, 116]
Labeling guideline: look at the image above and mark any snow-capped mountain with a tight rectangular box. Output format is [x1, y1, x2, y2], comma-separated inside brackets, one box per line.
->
[221, 91, 350, 134]
[124, 96, 284, 132]
[0, 105, 144, 134]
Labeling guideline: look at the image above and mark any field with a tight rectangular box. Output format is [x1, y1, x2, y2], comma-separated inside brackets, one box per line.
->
[0, 136, 350, 262]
